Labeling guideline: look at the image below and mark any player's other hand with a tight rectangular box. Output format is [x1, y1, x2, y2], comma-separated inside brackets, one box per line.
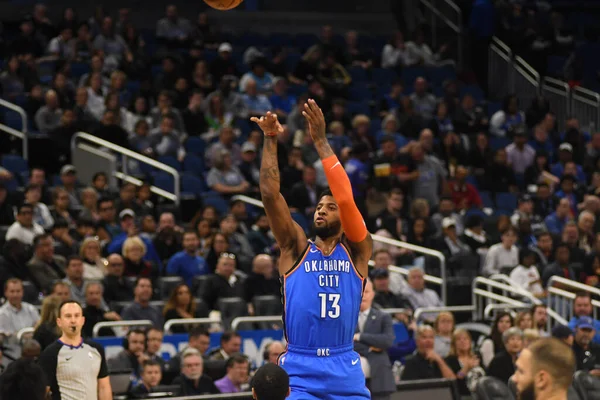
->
[251, 112, 284, 136]
[302, 99, 326, 143]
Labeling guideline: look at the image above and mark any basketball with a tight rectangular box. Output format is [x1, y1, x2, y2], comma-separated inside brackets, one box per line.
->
[204, 0, 244, 10]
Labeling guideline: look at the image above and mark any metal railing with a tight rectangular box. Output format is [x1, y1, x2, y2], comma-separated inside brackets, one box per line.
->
[571, 86, 600, 132]
[413, 305, 474, 321]
[513, 55, 540, 110]
[93, 320, 154, 337]
[0, 98, 29, 160]
[547, 276, 600, 321]
[231, 195, 448, 304]
[419, 0, 463, 69]
[231, 316, 282, 330]
[71, 132, 181, 204]
[16, 327, 34, 341]
[483, 303, 530, 319]
[164, 317, 221, 334]
[542, 77, 570, 131]
[488, 37, 513, 100]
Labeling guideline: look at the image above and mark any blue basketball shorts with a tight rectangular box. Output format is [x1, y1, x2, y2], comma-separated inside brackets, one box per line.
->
[278, 344, 372, 400]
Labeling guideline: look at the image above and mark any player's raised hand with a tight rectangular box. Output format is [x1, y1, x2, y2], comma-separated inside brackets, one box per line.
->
[250, 112, 284, 137]
[302, 99, 326, 143]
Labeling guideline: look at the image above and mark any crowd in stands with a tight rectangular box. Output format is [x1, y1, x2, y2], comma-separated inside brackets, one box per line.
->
[0, 0, 599, 398]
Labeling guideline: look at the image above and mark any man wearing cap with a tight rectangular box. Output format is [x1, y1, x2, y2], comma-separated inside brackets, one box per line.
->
[210, 43, 238, 82]
[59, 165, 82, 208]
[239, 142, 260, 188]
[106, 209, 163, 270]
[506, 127, 535, 175]
[572, 316, 600, 376]
[551, 142, 586, 182]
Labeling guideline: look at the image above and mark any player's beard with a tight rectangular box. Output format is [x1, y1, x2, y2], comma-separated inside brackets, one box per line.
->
[313, 219, 341, 240]
[517, 381, 536, 400]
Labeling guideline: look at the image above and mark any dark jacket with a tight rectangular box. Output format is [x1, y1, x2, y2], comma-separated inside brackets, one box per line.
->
[173, 374, 219, 396]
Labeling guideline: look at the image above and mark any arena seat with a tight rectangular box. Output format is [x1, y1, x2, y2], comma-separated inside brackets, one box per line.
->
[153, 172, 175, 193]
[182, 173, 206, 197]
[156, 276, 184, 300]
[184, 137, 207, 157]
[157, 156, 181, 171]
[182, 154, 205, 176]
[193, 275, 211, 297]
[203, 359, 228, 382]
[474, 376, 514, 400]
[22, 280, 39, 305]
[252, 295, 282, 329]
[194, 298, 210, 318]
[573, 371, 600, 400]
[217, 297, 248, 330]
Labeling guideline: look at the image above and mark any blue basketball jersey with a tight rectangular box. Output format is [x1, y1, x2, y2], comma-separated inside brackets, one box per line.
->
[282, 240, 365, 351]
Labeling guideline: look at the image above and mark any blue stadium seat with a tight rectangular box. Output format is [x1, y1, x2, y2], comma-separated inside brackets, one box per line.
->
[288, 82, 308, 97]
[4, 111, 23, 131]
[153, 172, 175, 192]
[181, 173, 205, 196]
[70, 62, 90, 79]
[294, 33, 319, 51]
[372, 68, 398, 85]
[547, 55, 567, 77]
[151, 64, 162, 77]
[428, 65, 456, 86]
[489, 136, 511, 151]
[138, 162, 157, 177]
[185, 137, 206, 156]
[182, 154, 205, 176]
[285, 52, 302, 72]
[348, 66, 368, 83]
[201, 191, 229, 215]
[487, 102, 501, 118]
[496, 192, 517, 213]
[1, 154, 28, 174]
[370, 118, 382, 134]
[346, 101, 370, 116]
[479, 191, 494, 208]
[348, 83, 372, 102]
[157, 156, 181, 171]
[2, 178, 18, 191]
[401, 66, 427, 86]
[266, 32, 294, 47]
[126, 80, 141, 95]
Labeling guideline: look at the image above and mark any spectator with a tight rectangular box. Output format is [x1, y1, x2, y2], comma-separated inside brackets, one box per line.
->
[82, 281, 120, 338]
[371, 269, 411, 314]
[551, 325, 574, 346]
[219, 215, 255, 272]
[482, 227, 519, 276]
[214, 353, 250, 393]
[51, 281, 70, 302]
[402, 325, 456, 380]
[411, 143, 447, 209]
[404, 268, 443, 322]
[121, 277, 163, 328]
[168, 328, 212, 379]
[145, 328, 165, 367]
[26, 233, 67, 293]
[34, 90, 62, 133]
[444, 329, 483, 396]
[245, 254, 280, 305]
[531, 304, 549, 337]
[102, 254, 133, 304]
[173, 348, 219, 395]
[63, 255, 92, 304]
[479, 312, 514, 368]
[264, 341, 285, 364]
[567, 292, 600, 344]
[544, 198, 571, 236]
[163, 283, 199, 334]
[542, 242, 577, 287]
[166, 230, 209, 287]
[130, 360, 163, 398]
[446, 167, 482, 212]
[210, 43, 238, 83]
[0, 278, 40, 338]
[409, 77, 436, 121]
[490, 94, 525, 137]
[433, 311, 455, 358]
[461, 215, 491, 253]
[108, 329, 147, 384]
[24, 184, 53, 230]
[509, 249, 545, 298]
[155, 5, 191, 48]
[5, 203, 45, 245]
[353, 279, 396, 399]
[487, 327, 524, 384]
[506, 126, 535, 175]
[32, 294, 61, 350]
[208, 331, 242, 361]
[572, 316, 600, 376]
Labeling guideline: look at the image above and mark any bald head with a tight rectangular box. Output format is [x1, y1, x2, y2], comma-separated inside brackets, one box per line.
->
[252, 254, 274, 277]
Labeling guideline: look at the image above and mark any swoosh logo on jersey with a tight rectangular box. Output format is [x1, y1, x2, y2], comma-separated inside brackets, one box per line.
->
[310, 248, 319, 253]
[352, 358, 359, 365]
[330, 161, 341, 170]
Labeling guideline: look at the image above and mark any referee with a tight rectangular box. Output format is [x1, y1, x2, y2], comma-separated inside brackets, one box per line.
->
[39, 300, 112, 400]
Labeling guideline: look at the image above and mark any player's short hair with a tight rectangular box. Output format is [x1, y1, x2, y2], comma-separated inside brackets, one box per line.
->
[251, 363, 290, 400]
[318, 188, 333, 202]
[528, 338, 575, 389]
[141, 359, 161, 372]
[0, 359, 47, 400]
[58, 300, 83, 317]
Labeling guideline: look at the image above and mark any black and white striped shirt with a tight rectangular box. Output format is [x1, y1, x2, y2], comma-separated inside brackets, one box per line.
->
[39, 339, 108, 400]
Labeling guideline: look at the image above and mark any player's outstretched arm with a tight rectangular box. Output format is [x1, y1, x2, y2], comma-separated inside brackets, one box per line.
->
[302, 99, 372, 274]
[252, 112, 306, 253]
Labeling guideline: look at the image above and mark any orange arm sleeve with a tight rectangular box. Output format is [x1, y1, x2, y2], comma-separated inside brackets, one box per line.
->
[322, 154, 368, 243]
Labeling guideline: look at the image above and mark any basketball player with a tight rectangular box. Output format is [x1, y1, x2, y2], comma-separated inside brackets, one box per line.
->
[512, 338, 575, 400]
[251, 99, 371, 400]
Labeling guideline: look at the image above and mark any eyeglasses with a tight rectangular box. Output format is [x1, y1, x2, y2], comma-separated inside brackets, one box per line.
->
[220, 252, 236, 260]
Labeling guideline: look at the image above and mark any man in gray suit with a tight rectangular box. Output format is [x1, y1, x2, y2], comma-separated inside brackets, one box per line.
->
[354, 279, 396, 400]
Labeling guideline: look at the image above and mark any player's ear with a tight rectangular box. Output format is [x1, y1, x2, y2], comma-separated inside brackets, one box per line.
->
[286, 387, 291, 397]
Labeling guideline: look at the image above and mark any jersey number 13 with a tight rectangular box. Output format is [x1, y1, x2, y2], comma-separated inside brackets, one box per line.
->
[318, 293, 341, 319]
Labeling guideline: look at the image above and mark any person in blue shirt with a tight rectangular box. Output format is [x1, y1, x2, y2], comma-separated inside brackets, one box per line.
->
[166, 230, 209, 287]
[544, 198, 572, 236]
[568, 292, 600, 344]
[345, 143, 371, 217]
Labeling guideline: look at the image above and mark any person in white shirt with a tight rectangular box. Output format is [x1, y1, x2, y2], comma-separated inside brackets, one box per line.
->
[371, 249, 408, 296]
[509, 249, 545, 298]
[0, 278, 40, 338]
[24, 184, 54, 230]
[5, 203, 45, 246]
[482, 227, 519, 276]
[404, 267, 443, 322]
